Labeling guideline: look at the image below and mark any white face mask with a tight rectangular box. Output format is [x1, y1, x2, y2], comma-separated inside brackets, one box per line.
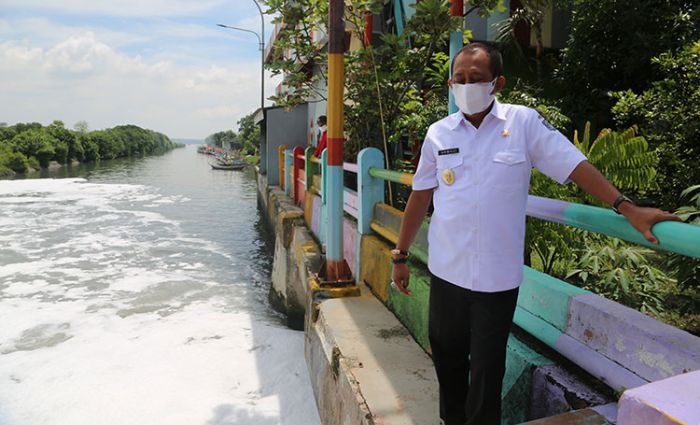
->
[319, 125, 327, 132]
[451, 78, 497, 115]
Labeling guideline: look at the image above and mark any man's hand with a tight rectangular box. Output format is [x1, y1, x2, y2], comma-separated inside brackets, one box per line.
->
[391, 263, 412, 295]
[568, 162, 682, 244]
[619, 202, 682, 244]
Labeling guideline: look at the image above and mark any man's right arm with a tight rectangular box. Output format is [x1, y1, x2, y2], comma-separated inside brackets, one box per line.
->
[392, 189, 433, 295]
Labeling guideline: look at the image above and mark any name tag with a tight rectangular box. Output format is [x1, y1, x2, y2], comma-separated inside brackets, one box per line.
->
[438, 148, 459, 156]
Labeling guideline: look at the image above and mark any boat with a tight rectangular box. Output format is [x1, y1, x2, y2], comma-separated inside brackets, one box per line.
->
[197, 145, 216, 154]
[210, 162, 245, 170]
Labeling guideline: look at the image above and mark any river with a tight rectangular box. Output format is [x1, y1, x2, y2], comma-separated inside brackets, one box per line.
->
[0, 146, 321, 425]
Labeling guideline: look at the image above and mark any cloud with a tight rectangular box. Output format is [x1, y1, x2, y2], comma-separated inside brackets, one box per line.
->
[0, 17, 149, 48]
[0, 0, 227, 17]
[0, 33, 279, 139]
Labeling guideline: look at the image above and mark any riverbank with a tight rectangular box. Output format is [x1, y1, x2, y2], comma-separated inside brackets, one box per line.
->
[0, 121, 177, 178]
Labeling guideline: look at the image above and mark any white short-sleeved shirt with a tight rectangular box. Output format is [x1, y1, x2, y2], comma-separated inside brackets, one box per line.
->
[412, 100, 586, 292]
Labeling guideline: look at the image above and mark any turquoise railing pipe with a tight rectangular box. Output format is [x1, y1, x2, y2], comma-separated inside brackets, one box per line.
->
[365, 169, 698, 257]
[527, 195, 700, 259]
[367, 167, 413, 186]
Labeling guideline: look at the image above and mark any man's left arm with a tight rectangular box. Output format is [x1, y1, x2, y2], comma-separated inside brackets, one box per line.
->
[568, 161, 680, 244]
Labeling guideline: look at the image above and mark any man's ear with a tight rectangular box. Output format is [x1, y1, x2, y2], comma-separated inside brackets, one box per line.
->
[448, 78, 453, 88]
[492, 75, 506, 94]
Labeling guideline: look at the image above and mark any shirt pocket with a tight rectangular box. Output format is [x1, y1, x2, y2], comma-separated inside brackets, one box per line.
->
[492, 149, 526, 166]
[490, 149, 529, 186]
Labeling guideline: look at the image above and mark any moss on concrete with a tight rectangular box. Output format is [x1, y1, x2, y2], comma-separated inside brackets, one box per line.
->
[387, 260, 432, 351]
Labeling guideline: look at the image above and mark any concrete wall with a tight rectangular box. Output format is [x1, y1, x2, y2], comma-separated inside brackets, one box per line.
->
[265, 105, 308, 186]
[267, 186, 308, 329]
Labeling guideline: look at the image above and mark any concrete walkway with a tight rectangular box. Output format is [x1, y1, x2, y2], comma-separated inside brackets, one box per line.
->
[306, 286, 441, 425]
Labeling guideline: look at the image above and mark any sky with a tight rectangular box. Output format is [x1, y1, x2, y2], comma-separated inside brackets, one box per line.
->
[0, 0, 280, 139]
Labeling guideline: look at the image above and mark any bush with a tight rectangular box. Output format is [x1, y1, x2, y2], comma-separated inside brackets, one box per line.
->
[10, 129, 56, 168]
[556, 0, 699, 130]
[566, 235, 672, 316]
[612, 41, 700, 209]
[27, 156, 40, 170]
[0, 122, 171, 169]
[4, 151, 29, 173]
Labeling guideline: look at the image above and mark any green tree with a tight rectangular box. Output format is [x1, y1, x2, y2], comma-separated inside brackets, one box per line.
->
[265, 0, 330, 106]
[667, 185, 700, 293]
[237, 112, 260, 155]
[4, 151, 29, 173]
[47, 120, 73, 163]
[556, 0, 699, 130]
[73, 120, 89, 133]
[77, 132, 100, 162]
[91, 130, 123, 160]
[612, 40, 700, 210]
[10, 129, 57, 168]
[526, 123, 658, 275]
[343, 0, 465, 162]
[0, 143, 29, 174]
[205, 130, 239, 150]
[496, 0, 548, 80]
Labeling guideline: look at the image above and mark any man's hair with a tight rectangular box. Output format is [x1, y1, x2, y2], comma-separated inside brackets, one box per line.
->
[317, 115, 327, 125]
[450, 42, 503, 79]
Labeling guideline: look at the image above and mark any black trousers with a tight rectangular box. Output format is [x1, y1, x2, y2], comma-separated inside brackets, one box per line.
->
[428, 273, 519, 425]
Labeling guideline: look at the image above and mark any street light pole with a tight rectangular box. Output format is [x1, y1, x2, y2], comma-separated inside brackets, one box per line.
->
[216, 22, 264, 115]
[252, 0, 264, 115]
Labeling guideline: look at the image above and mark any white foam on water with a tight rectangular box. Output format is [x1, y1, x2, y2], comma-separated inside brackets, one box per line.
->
[0, 179, 320, 425]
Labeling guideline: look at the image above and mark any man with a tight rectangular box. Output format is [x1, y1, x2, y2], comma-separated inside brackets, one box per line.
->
[390, 42, 679, 425]
[313, 115, 328, 158]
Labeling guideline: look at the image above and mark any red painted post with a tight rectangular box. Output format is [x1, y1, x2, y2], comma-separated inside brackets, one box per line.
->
[450, 0, 463, 16]
[293, 146, 304, 204]
[364, 12, 373, 47]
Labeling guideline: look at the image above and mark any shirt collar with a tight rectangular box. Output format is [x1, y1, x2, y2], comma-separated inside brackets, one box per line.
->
[447, 99, 507, 131]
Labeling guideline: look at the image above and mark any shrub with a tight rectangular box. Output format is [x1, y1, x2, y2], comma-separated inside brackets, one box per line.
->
[566, 235, 672, 316]
[556, 0, 699, 130]
[4, 151, 29, 173]
[612, 41, 700, 210]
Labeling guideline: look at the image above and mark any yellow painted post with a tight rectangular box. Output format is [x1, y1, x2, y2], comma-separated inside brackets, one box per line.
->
[278, 144, 286, 190]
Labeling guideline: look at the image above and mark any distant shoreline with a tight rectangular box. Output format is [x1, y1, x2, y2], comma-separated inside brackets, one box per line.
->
[172, 139, 204, 145]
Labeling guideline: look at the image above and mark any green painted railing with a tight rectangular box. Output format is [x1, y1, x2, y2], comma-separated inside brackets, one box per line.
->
[365, 167, 700, 259]
[368, 167, 413, 186]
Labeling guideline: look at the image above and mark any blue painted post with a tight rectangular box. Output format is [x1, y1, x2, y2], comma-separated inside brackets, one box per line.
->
[285, 149, 293, 197]
[326, 165, 343, 262]
[356, 148, 386, 278]
[394, 0, 404, 36]
[319, 149, 328, 247]
[402, 0, 416, 20]
[449, 0, 464, 114]
[321, 149, 328, 204]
